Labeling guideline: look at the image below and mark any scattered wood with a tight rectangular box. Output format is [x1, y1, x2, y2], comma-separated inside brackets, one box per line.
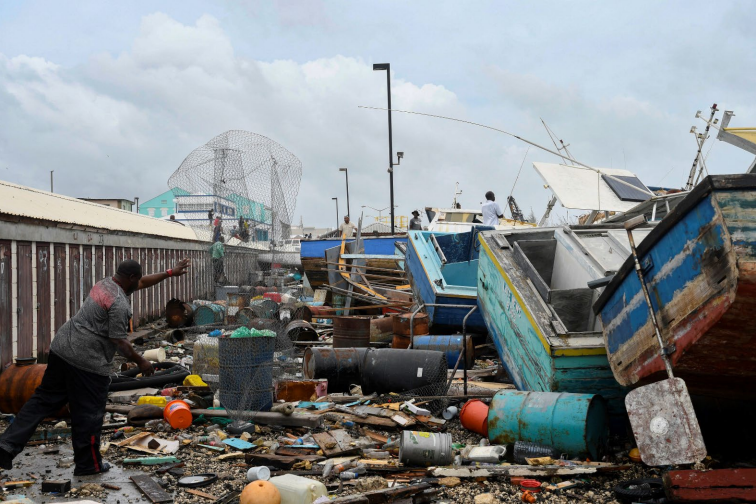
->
[313, 430, 361, 458]
[105, 405, 324, 428]
[102, 483, 122, 490]
[131, 475, 174, 503]
[663, 468, 756, 502]
[331, 483, 432, 504]
[429, 465, 597, 478]
[215, 452, 246, 461]
[245, 453, 324, 470]
[362, 429, 388, 444]
[186, 488, 218, 500]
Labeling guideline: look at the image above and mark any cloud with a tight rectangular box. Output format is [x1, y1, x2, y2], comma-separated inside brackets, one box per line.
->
[1, 8, 755, 231]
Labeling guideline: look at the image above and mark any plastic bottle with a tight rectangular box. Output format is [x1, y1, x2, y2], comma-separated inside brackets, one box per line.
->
[332, 460, 356, 474]
[364, 450, 390, 460]
[322, 459, 334, 478]
[145, 420, 171, 432]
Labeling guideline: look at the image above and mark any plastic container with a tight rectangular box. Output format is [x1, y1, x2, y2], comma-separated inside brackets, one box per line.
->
[143, 348, 166, 363]
[247, 466, 271, 482]
[487, 390, 608, 460]
[466, 445, 507, 464]
[145, 419, 171, 432]
[137, 396, 168, 408]
[183, 375, 208, 387]
[269, 474, 327, 504]
[460, 399, 489, 436]
[399, 431, 453, 467]
[164, 400, 192, 429]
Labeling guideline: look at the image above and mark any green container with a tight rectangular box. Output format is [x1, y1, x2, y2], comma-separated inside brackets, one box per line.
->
[194, 304, 226, 326]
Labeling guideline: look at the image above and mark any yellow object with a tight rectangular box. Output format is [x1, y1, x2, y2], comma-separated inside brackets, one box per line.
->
[724, 127, 756, 144]
[136, 396, 168, 407]
[629, 448, 642, 463]
[183, 374, 208, 387]
[216, 430, 228, 441]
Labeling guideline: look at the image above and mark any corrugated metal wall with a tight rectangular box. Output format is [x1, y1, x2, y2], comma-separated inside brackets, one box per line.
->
[0, 223, 258, 367]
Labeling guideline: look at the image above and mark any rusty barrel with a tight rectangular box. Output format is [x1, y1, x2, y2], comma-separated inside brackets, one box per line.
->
[360, 348, 448, 395]
[413, 335, 475, 369]
[332, 316, 371, 348]
[0, 362, 65, 416]
[370, 315, 396, 343]
[194, 304, 226, 326]
[165, 299, 196, 328]
[237, 307, 259, 327]
[487, 390, 608, 459]
[392, 334, 411, 349]
[393, 312, 430, 336]
[305, 305, 331, 320]
[284, 320, 318, 342]
[303, 347, 368, 393]
[251, 299, 278, 319]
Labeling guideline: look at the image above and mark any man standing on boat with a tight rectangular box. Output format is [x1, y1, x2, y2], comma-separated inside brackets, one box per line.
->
[481, 191, 504, 226]
[409, 210, 423, 230]
[338, 215, 357, 237]
[0, 258, 190, 476]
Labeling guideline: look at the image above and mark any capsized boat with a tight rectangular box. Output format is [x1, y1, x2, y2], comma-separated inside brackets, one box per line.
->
[593, 174, 756, 399]
[405, 230, 488, 333]
[476, 225, 656, 413]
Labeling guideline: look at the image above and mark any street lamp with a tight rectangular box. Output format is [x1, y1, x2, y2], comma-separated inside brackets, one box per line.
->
[332, 197, 339, 230]
[372, 62, 403, 235]
[338, 168, 350, 217]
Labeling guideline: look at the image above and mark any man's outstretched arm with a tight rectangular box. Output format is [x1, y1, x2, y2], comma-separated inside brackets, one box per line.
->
[137, 258, 191, 290]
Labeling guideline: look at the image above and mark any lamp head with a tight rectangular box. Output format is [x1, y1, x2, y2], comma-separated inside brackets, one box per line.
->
[373, 63, 390, 71]
[339, 167, 347, 172]
[397, 152, 404, 159]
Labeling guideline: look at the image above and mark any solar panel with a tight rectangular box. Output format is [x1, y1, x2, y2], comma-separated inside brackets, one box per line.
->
[602, 175, 651, 202]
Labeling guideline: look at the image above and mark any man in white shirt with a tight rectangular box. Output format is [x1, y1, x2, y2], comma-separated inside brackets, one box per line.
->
[481, 191, 504, 226]
[338, 215, 357, 237]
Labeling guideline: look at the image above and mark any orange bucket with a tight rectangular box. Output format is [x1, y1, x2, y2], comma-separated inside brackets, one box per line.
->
[164, 399, 193, 429]
[460, 399, 489, 437]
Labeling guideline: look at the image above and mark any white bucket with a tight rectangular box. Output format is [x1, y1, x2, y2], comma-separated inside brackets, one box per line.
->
[247, 466, 271, 482]
[143, 348, 166, 363]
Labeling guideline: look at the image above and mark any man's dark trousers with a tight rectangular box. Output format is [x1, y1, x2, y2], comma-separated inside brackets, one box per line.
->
[0, 352, 110, 474]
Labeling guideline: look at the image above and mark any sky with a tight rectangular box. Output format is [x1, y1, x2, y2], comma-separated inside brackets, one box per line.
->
[1, 1, 755, 228]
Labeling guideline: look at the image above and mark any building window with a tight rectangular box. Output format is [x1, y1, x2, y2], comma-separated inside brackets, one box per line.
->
[161, 200, 167, 204]
[161, 208, 168, 216]
[148, 208, 155, 217]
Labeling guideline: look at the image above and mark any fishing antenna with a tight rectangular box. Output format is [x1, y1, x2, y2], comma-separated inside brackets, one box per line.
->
[685, 104, 718, 190]
[359, 106, 653, 197]
[540, 118, 575, 165]
[505, 147, 529, 221]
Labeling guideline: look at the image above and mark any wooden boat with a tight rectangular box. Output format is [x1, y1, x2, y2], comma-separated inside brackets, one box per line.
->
[593, 174, 756, 399]
[300, 236, 406, 289]
[477, 225, 655, 414]
[405, 230, 488, 333]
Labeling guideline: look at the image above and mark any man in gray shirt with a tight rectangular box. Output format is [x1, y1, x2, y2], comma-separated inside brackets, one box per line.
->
[0, 258, 190, 475]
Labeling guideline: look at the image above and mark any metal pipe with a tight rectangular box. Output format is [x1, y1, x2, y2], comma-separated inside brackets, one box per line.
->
[624, 216, 674, 379]
[461, 306, 478, 395]
[407, 303, 425, 350]
[429, 234, 448, 264]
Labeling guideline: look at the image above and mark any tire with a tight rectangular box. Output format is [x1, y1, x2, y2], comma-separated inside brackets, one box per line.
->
[613, 478, 665, 503]
[109, 362, 191, 391]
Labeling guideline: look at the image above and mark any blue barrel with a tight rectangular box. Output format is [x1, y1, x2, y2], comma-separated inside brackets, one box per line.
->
[413, 335, 474, 369]
[218, 336, 276, 414]
[194, 304, 226, 326]
[487, 390, 608, 459]
[251, 299, 278, 319]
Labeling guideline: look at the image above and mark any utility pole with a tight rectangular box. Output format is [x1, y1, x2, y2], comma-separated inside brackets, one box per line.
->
[134, 197, 140, 213]
[50, 170, 54, 193]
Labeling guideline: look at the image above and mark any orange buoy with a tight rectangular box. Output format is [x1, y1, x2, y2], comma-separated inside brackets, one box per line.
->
[163, 400, 192, 429]
[241, 480, 281, 504]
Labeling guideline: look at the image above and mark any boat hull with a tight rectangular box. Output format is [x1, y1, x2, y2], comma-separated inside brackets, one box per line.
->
[477, 233, 628, 415]
[594, 175, 756, 399]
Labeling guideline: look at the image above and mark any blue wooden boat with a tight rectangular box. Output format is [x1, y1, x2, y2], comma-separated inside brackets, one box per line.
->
[300, 236, 406, 289]
[593, 175, 756, 399]
[476, 226, 654, 414]
[405, 230, 488, 333]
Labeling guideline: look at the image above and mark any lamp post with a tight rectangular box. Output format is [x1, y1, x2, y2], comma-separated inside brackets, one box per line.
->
[373, 62, 398, 234]
[332, 197, 339, 230]
[339, 167, 350, 217]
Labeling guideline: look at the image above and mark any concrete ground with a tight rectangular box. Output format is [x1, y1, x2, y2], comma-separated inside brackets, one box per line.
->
[1, 443, 154, 503]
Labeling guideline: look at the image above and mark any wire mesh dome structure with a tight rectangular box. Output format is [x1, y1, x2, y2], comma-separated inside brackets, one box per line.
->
[168, 130, 303, 250]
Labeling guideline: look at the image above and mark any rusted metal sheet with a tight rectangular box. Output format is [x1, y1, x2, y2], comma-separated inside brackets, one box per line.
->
[332, 316, 371, 348]
[105, 246, 114, 278]
[53, 245, 66, 333]
[17, 242, 33, 358]
[0, 240, 12, 367]
[36, 244, 52, 362]
[69, 245, 81, 317]
[625, 378, 706, 466]
[82, 246, 93, 302]
[95, 246, 103, 282]
[275, 379, 327, 402]
[663, 468, 756, 502]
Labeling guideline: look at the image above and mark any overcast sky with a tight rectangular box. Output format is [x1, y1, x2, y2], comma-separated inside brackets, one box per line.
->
[1, 1, 755, 228]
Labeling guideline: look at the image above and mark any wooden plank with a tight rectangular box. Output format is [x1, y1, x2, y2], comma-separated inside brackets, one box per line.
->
[245, 453, 324, 470]
[35, 243, 51, 362]
[131, 474, 174, 503]
[430, 465, 596, 478]
[52, 244, 67, 334]
[313, 430, 360, 458]
[0, 241, 10, 368]
[663, 468, 756, 502]
[186, 489, 217, 500]
[16, 242, 33, 358]
[69, 245, 81, 316]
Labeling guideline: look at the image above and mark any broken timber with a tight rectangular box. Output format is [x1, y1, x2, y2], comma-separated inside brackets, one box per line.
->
[105, 405, 323, 428]
[429, 465, 597, 478]
[131, 475, 174, 503]
[663, 468, 756, 502]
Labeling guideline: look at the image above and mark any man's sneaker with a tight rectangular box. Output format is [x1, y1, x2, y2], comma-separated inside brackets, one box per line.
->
[0, 448, 13, 470]
[73, 462, 110, 476]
